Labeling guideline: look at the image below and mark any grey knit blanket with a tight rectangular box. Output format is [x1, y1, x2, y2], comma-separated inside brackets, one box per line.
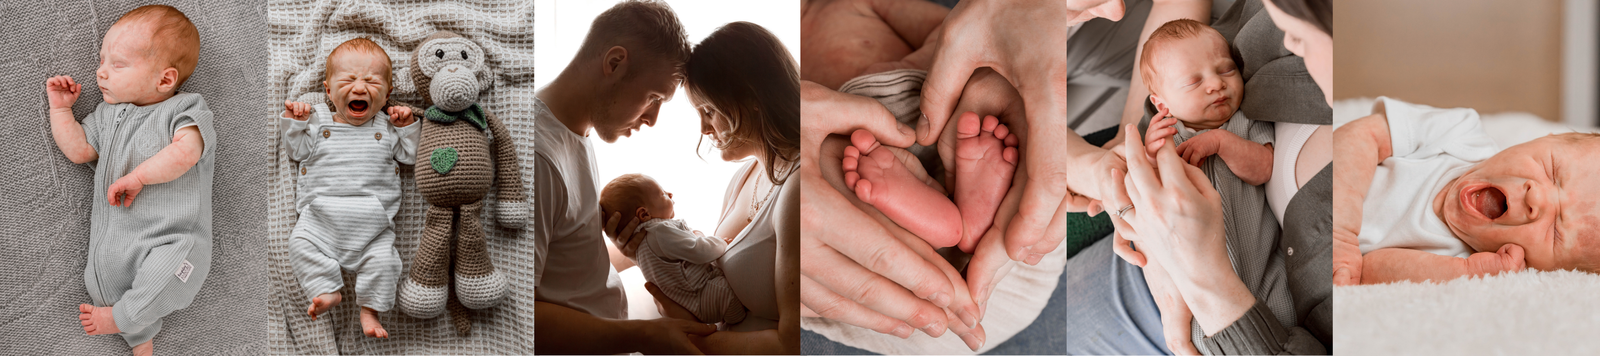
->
[0, 1, 269, 355]
[265, 0, 534, 353]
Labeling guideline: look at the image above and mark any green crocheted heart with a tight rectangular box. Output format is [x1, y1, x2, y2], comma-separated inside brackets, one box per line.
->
[430, 147, 458, 174]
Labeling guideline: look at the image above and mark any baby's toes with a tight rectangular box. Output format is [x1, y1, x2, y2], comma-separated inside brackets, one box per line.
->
[992, 123, 1010, 141]
[981, 115, 999, 133]
[850, 130, 881, 154]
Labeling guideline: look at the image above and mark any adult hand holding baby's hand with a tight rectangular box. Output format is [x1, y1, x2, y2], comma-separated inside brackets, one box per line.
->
[282, 100, 312, 121]
[1144, 106, 1179, 160]
[108, 174, 146, 208]
[387, 106, 415, 127]
[46, 76, 81, 110]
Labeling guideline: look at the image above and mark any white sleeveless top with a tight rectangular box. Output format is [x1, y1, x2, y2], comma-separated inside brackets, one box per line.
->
[716, 162, 786, 331]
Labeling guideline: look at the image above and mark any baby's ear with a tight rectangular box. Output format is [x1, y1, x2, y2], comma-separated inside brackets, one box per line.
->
[159, 67, 180, 92]
[1149, 94, 1168, 112]
[635, 207, 650, 222]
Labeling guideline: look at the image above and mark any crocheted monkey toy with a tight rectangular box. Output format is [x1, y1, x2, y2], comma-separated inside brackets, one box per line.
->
[396, 31, 528, 336]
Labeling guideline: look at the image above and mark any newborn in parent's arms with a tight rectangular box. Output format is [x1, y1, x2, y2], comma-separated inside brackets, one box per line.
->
[1334, 97, 1600, 285]
[1140, 19, 1274, 186]
[601, 174, 747, 324]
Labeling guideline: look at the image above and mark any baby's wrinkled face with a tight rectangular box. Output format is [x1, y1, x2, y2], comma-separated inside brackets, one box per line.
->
[638, 179, 677, 221]
[1437, 134, 1600, 271]
[1148, 33, 1243, 130]
[97, 22, 168, 105]
[324, 52, 391, 125]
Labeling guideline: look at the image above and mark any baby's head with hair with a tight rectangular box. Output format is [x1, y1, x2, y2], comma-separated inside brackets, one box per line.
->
[1139, 19, 1243, 130]
[323, 38, 394, 126]
[97, 5, 200, 105]
[1436, 132, 1600, 273]
[599, 174, 677, 255]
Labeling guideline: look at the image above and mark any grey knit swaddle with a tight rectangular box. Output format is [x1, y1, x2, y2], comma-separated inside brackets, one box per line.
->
[1164, 112, 1295, 346]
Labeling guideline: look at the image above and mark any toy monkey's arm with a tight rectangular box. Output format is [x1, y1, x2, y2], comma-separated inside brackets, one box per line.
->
[487, 111, 528, 229]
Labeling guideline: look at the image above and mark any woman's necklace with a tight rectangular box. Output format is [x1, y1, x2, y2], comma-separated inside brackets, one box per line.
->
[748, 172, 776, 223]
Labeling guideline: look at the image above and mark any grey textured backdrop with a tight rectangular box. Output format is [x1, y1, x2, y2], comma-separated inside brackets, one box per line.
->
[0, 0, 269, 355]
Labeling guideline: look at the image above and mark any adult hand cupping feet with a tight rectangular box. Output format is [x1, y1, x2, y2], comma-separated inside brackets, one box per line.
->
[922, 0, 1129, 268]
[800, 82, 988, 350]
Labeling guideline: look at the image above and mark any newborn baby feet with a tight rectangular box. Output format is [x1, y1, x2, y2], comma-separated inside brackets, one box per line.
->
[78, 304, 120, 335]
[952, 112, 1018, 253]
[307, 292, 341, 320]
[360, 306, 389, 338]
[844, 130, 962, 248]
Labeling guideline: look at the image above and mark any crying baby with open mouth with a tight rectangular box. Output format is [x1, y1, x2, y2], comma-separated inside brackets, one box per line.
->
[1333, 97, 1600, 286]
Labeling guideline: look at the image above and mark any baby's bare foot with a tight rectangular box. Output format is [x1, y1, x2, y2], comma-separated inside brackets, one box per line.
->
[360, 306, 389, 338]
[307, 292, 342, 320]
[952, 112, 1018, 253]
[78, 304, 119, 335]
[131, 340, 152, 356]
[843, 130, 962, 247]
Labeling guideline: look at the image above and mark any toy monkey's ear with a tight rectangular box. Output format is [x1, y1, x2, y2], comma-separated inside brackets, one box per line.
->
[477, 64, 495, 93]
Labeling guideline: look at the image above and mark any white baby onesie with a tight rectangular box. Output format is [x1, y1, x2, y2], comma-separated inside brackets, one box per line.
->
[633, 218, 746, 324]
[1359, 97, 1500, 258]
[282, 103, 418, 311]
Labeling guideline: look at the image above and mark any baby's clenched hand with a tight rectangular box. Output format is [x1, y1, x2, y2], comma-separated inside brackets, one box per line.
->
[1143, 106, 1177, 160]
[1176, 129, 1240, 167]
[387, 106, 415, 127]
[107, 174, 146, 208]
[283, 100, 312, 121]
[46, 76, 81, 110]
[1467, 244, 1527, 276]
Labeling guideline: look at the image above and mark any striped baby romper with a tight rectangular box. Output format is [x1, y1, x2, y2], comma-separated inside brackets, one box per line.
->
[633, 219, 746, 324]
[81, 93, 216, 347]
[281, 103, 417, 312]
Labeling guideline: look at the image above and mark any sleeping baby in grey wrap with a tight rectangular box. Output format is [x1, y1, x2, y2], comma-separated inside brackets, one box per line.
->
[45, 5, 214, 356]
[280, 37, 418, 339]
[600, 173, 748, 324]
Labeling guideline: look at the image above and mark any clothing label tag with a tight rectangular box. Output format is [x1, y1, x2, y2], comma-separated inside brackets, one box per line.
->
[175, 260, 194, 283]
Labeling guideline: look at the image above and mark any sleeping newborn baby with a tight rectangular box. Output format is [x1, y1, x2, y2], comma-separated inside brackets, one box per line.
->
[1140, 19, 1273, 185]
[45, 6, 213, 356]
[281, 38, 417, 338]
[1334, 97, 1600, 285]
[600, 174, 747, 324]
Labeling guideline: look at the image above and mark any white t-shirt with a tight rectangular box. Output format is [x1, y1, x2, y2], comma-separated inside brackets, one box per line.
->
[1359, 97, 1500, 258]
[532, 98, 627, 319]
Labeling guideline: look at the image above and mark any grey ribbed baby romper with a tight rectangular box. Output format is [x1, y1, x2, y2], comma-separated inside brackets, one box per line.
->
[81, 92, 216, 347]
[282, 103, 416, 312]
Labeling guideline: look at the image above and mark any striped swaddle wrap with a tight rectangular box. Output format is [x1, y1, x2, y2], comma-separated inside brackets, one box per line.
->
[633, 219, 746, 324]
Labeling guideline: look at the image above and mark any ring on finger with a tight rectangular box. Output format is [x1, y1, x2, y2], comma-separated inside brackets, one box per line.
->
[1114, 204, 1134, 218]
